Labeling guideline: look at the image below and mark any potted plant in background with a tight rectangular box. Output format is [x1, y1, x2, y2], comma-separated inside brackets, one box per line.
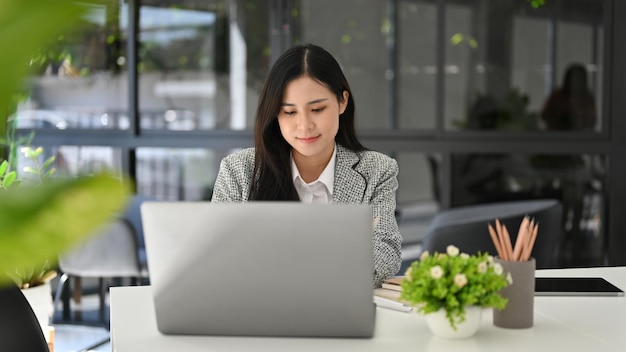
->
[1, 137, 60, 336]
[0, 1, 131, 351]
[399, 245, 511, 339]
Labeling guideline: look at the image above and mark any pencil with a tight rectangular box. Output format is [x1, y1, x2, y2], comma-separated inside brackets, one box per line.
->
[501, 223, 514, 261]
[495, 219, 509, 260]
[512, 216, 529, 261]
[523, 221, 539, 261]
[488, 223, 504, 259]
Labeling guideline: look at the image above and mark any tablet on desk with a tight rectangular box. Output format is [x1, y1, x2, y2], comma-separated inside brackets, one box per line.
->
[535, 277, 625, 296]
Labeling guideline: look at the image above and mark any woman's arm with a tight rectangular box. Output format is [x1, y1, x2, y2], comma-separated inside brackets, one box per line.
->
[369, 156, 402, 287]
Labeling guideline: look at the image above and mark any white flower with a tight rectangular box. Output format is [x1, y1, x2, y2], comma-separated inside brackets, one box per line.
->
[454, 273, 468, 288]
[487, 255, 494, 263]
[404, 267, 413, 280]
[430, 265, 444, 279]
[460, 253, 470, 260]
[493, 263, 504, 275]
[506, 272, 513, 285]
[446, 245, 460, 257]
[420, 251, 430, 261]
[477, 261, 488, 274]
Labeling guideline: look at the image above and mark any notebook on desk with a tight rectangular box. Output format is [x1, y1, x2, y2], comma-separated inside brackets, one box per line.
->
[141, 201, 376, 338]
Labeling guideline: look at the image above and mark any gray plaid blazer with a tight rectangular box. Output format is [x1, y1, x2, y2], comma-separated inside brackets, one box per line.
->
[211, 144, 402, 287]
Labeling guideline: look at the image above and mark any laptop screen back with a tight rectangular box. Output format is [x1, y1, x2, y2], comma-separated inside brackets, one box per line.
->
[141, 201, 376, 337]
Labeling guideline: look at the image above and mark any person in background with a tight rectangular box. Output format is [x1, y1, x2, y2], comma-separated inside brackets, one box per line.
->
[539, 63, 598, 263]
[541, 63, 597, 131]
[211, 43, 402, 287]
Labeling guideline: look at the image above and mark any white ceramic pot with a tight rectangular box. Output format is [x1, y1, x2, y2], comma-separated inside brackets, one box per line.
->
[20, 281, 53, 337]
[424, 305, 482, 339]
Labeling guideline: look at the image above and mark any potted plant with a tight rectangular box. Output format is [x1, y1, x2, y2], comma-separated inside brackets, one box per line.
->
[0, 3, 132, 351]
[399, 245, 511, 338]
[1, 141, 60, 334]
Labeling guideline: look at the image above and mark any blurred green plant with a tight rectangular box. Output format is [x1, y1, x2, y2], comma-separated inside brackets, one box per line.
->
[0, 172, 130, 288]
[0, 0, 131, 288]
[527, 0, 546, 9]
[453, 89, 540, 131]
[0, 145, 55, 191]
[1, 1, 81, 133]
[1, 141, 58, 288]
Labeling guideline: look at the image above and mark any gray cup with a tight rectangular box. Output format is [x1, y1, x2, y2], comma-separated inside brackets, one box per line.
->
[493, 257, 535, 329]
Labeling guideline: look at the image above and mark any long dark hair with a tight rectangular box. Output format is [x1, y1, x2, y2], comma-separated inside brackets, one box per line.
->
[249, 43, 366, 200]
[562, 63, 589, 96]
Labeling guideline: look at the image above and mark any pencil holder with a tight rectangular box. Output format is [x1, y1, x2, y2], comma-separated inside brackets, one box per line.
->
[493, 257, 535, 329]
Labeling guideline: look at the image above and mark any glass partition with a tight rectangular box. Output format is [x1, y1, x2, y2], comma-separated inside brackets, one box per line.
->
[137, 0, 270, 131]
[451, 152, 605, 267]
[8, 0, 613, 270]
[444, 0, 604, 132]
[395, 152, 441, 246]
[15, 0, 604, 135]
[396, 1, 438, 129]
[136, 147, 230, 201]
[295, 0, 388, 129]
[16, 0, 129, 131]
[9, 144, 124, 182]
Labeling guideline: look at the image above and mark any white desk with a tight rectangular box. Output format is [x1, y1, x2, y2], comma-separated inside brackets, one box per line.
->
[110, 266, 626, 351]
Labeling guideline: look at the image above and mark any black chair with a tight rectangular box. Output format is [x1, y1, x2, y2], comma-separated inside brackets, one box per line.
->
[403, 199, 563, 273]
[0, 284, 49, 352]
[122, 194, 156, 274]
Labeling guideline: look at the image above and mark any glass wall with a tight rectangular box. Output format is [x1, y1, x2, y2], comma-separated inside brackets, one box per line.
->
[397, 1, 438, 129]
[137, 1, 270, 131]
[445, 0, 603, 132]
[13, 0, 616, 268]
[294, 0, 389, 129]
[450, 152, 605, 266]
[15, 0, 129, 131]
[136, 147, 223, 200]
[8, 144, 124, 185]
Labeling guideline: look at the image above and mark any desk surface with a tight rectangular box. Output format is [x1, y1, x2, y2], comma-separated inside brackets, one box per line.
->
[110, 266, 626, 352]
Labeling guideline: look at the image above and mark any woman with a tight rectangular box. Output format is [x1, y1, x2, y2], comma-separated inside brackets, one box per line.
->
[211, 43, 401, 287]
[541, 63, 597, 131]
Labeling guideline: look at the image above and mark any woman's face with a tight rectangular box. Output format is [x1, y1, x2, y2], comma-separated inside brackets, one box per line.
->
[277, 75, 348, 165]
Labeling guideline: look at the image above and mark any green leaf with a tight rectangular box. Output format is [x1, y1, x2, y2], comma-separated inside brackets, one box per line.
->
[0, 160, 8, 175]
[42, 156, 56, 170]
[21, 146, 41, 159]
[0, 173, 131, 287]
[23, 166, 38, 175]
[2, 171, 17, 188]
[450, 33, 464, 46]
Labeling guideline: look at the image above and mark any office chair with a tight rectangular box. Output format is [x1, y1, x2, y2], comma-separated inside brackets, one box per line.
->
[53, 195, 153, 324]
[402, 199, 563, 273]
[54, 217, 145, 323]
[120, 194, 155, 274]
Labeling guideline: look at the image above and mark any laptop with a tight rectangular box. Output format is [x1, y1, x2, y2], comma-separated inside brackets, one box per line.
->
[141, 201, 376, 338]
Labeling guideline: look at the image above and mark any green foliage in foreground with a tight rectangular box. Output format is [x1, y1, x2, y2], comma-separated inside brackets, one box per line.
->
[0, 174, 131, 287]
[0, 0, 86, 136]
[0, 1, 133, 289]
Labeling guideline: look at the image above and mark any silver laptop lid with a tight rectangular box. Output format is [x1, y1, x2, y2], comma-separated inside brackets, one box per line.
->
[141, 201, 375, 337]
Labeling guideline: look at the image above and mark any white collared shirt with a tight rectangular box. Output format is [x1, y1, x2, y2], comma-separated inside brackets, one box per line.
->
[291, 146, 336, 204]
